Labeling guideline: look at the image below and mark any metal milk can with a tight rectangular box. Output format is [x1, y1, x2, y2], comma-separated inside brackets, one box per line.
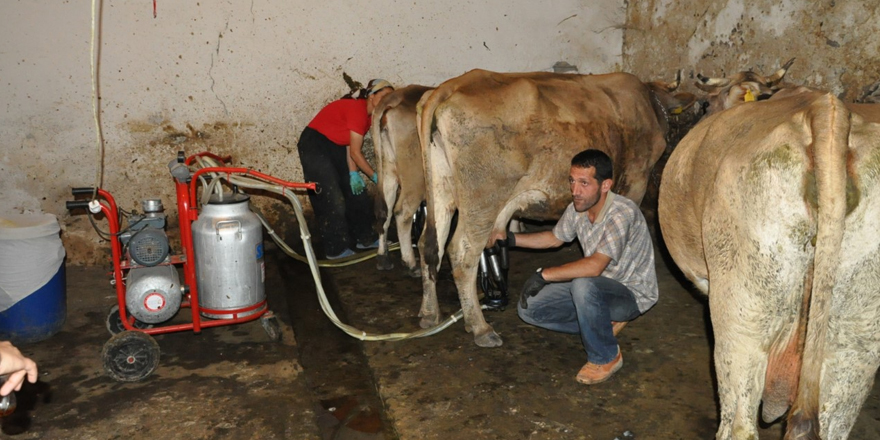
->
[191, 192, 265, 319]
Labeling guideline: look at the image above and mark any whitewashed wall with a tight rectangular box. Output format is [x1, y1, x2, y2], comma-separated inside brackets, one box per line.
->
[0, 1, 624, 264]
[10, 1, 876, 264]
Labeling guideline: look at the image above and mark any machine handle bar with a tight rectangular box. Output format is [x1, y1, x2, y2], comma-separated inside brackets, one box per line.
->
[66, 200, 92, 210]
[71, 187, 98, 195]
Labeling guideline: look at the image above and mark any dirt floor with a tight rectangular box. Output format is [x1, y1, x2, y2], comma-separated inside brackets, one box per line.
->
[3, 233, 880, 439]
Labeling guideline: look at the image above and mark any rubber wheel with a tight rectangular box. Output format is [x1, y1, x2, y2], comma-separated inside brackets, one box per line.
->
[102, 331, 160, 382]
[106, 305, 154, 336]
[261, 315, 282, 342]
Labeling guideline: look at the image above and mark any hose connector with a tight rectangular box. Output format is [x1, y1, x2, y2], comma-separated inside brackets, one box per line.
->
[88, 199, 102, 214]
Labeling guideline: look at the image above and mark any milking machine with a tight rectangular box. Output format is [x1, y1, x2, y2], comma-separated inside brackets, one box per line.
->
[70, 151, 483, 382]
[67, 151, 314, 382]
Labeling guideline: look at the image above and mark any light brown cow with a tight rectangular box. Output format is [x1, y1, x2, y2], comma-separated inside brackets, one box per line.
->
[659, 87, 880, 439]
[371, 84, 434, 277]
[416, 69, 691, 347]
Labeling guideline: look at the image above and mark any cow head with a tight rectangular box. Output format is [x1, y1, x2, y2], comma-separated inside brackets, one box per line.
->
[695, 58, 796, 115]
[646, 70, 705, 150]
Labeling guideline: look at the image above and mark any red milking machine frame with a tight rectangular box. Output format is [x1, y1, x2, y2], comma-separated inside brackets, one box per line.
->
[67, 151, 315, 382]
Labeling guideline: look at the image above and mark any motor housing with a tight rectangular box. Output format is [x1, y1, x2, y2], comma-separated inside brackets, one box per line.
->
[126, 264, 182, 323]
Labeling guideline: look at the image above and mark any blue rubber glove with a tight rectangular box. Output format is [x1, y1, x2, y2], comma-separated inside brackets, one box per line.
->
[349, 171, 365, 195]
[370, 172, 378, 184]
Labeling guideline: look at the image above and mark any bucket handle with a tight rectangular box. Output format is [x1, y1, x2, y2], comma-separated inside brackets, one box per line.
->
[215, 220, 242, 240]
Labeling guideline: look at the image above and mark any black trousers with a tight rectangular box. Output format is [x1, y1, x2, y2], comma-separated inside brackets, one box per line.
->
[297, 127, 376, 256]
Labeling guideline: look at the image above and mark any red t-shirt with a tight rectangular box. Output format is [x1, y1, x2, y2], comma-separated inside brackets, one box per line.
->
[307, 99, 371, 146]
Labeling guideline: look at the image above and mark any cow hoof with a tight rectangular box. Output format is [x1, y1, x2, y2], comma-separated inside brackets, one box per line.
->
[406, 266, 421, 278]
[419, 315, 440, 329]
[375, 254, 394, 271]
[474, 330, 503, 348]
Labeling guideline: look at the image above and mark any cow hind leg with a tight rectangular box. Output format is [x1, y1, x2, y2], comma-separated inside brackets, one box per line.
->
[418, 203, 454, 329]
[395, 193, 422, 278]
[375, 174, 399, 271]
[448, 231, 502, 347]
[711, 306, 768, 439]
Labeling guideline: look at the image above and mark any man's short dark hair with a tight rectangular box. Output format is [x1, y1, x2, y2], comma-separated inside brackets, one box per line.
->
[571, 149, 613, 182]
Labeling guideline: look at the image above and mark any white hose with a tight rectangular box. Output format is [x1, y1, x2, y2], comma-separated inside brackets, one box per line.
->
[90, 0, 105, 194]
[189, 157, 478, 341]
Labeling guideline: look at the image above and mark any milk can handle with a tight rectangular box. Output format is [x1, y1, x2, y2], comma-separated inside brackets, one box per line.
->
[215, 220, 242, 240]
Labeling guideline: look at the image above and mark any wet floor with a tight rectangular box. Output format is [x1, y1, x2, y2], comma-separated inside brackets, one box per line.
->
[2, 234, 880, 439]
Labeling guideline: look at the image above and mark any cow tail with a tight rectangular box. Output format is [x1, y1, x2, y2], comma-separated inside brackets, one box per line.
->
[418, 83, 456, 282]
[372, 97, 394, 235]
[786, 94, 851, 439]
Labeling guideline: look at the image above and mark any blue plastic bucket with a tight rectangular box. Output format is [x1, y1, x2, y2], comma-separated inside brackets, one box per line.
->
[0, 213, 67, 344]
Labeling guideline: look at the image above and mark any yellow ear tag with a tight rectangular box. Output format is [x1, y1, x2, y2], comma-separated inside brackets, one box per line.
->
[744, 89, 756, 102]
[671, 107, 683, 115]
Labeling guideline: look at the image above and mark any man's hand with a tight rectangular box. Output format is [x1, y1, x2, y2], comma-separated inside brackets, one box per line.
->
[349, 171, 366, 195]
[0, 341, 38, 396]
[492, 230, 516, 249]
[519, 268, 547, 309]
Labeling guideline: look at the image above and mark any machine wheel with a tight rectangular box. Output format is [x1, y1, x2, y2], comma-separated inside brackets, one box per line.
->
[261, 314, 282, 342]
[106, 305, 153, 335]
[102, 331, 160, 382]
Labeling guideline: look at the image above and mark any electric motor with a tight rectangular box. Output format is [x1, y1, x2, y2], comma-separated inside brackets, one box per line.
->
[129, 228, 170, 266]
[120, 198, 170, 267]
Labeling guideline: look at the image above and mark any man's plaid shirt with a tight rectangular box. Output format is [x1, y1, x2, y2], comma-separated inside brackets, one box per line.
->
[552, 191, 659, 313]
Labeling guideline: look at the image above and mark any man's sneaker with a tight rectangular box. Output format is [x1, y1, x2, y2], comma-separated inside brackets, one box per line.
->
[612, 321, 628, 337]
[326, 248, 356, 260]
[356, 239, 380, 250]
[575, 348, 623, 385]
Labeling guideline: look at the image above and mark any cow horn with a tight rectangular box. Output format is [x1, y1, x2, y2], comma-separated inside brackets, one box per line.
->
[695, 73, 731, 91]
[648, 70, 684, 93]
[766, 57, 796, 86]
[669, 70, 682, 91]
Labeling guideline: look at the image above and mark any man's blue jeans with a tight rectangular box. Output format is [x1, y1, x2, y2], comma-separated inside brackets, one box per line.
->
[517, 276, 641, 365]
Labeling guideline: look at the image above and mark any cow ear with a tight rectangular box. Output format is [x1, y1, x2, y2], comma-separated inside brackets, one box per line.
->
[669, 92, 698, 115]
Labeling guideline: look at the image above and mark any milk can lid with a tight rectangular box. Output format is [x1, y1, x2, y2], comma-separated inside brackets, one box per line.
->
[207, 192, 250, 205]
[0, 213, 61, 240]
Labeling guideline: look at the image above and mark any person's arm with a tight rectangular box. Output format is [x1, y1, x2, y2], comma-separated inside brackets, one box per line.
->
[0, 341, 38, 396]
[541, 252, 611, 282]
[346, 146, 357, 171]
[348, 131, 376, 178]
[511, 230, 564, 249]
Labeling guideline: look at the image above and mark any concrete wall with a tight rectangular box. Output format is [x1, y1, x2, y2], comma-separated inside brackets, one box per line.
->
[623, 0, 880, 100]
[5, 1, 878, 265]
[1, 0, 624, 264]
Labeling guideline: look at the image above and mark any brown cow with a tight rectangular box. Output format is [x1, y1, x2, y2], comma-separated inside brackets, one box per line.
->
[416, 69, 692, 347]
[659, 86, 880, 439]
[371, 84, 434, 277]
